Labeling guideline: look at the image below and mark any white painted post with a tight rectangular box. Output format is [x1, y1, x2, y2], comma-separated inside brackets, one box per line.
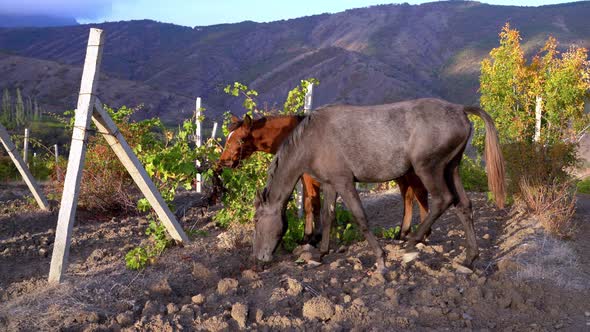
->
[534, 96, 543, 143]
[54, 144, 59, 164]
[304, 83, 314, 112]
[49, 28, 105, 283]
[298, 83, 314, 218]
[211, 122, 218, 140]
[195, 97, 202, 193]
[23, 128, 29, 165]
[0, 123, 49, 210]
[49, 28, 189, 283]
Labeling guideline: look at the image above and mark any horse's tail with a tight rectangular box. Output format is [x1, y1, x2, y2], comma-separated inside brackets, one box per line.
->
[463, 106, 506, 208]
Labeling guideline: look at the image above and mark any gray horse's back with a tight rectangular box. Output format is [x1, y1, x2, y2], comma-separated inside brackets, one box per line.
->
[305, 98, 472, 182]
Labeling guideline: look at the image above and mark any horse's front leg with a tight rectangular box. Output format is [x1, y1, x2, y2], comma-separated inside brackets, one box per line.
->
[319, 184, 337, 255]
[335, 181, 386, 274]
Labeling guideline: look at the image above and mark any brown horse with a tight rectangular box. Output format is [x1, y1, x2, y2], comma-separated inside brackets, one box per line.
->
[253, 99, 506, 272]
[217, 113, 430, 242]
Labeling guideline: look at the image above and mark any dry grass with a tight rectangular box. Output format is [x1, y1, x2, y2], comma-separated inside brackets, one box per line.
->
[517, 178, 577, 238]
[515, 232, 584, 290]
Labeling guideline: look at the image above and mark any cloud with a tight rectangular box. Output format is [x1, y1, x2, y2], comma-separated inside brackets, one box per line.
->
[0, 0, 118, 20]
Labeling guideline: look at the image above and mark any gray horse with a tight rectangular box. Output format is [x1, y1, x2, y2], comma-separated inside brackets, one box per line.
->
[253, 98, 505, 273]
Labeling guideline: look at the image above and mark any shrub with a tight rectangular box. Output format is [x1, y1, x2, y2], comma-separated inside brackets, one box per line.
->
[504, 141, 579, 237]
[0, 155, 19, 181]
[282, 210, 306, 252]
[503, 141, 578, 195]
[49, 105, 215, 213]
[125, 216, 173, 270]
[516, 178, 577, 238]
[332, 205, 363, 245]
[214, 152, 273, 227]
[459, 155, 488, 192]
[576, 177, 590, 194]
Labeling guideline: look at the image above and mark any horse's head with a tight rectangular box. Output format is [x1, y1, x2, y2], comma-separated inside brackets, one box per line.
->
[252, 189, 287, 263]
[218, 114, 257, 168]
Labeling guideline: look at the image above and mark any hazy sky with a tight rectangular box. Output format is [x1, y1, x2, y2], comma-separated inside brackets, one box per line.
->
[0, 0, 579, 26]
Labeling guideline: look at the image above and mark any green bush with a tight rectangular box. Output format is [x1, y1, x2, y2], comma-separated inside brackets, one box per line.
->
[214, 79, 318, 228]
[577, 178, 590, 194]
[125, 217, 173, 270]
[503, 142, 578, 195]
[282, 210, 306, 252]
[459, 155, 488, 192]
[0, 156, 19, 181]
[332, 205, 363, 245]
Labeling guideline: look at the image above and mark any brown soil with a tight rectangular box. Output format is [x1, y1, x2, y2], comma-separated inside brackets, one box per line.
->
[0, 183, 589, 331]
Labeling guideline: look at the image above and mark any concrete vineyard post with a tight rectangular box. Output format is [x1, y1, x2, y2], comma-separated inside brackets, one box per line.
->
[195, 97, 202, 193]
[0, 123, 49, 210]
[23, 128, 29, 165]
[49, 28, 188, 283]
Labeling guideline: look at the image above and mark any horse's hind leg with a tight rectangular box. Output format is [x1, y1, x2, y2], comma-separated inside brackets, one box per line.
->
[412, 176, 431, 241]
[319, 184, 337, 255]
[407, 165, 454, 249]
[302, 174, 321, 244]
[335, 181, 386, 273]
[447, 161, 478, 267]
[396, 177, 414, 240]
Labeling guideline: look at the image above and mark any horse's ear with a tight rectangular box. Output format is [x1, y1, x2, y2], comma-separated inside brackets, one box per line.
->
[230, 113, 239, 123]
[243, 114, 252, 129]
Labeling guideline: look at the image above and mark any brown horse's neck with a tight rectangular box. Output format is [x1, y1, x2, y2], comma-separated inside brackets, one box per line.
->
[251, 116, 303, 154]
[262, 115, 311, 209]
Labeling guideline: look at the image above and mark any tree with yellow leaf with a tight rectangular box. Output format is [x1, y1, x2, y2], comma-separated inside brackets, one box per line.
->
[477, 23, 590, 147]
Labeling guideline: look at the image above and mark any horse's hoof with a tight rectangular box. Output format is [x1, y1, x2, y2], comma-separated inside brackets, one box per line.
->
[373, 265, 387, 277]
[405, 238, 418, 249]
[402, 250, 419, 264]
[303, 233, 322, 246]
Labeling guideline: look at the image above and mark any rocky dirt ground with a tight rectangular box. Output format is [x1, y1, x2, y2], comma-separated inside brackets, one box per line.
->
[0, 182, 589, 331]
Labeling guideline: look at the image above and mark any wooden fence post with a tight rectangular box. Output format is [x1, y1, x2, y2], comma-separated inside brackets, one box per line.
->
[54, 144, 59, 164]
[211, 122, 218, 140]
[48, 28, 188, 283]
[23, 128, 29, 165]
[49, 28, 105, 283]
[0, 123, 49, 210]
[195, 97, 202, 193]
[92, 99, 188, 243]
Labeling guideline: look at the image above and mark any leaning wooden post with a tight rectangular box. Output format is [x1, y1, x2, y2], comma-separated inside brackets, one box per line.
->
[0, 123, 49, 210]
[54, 144, 59, 164]
[49, 28, 105, 283]
[211, 122, 218, 140]
[195, 97, 202, 193]
[92, 98, 188, 244]
[23, 128, 29, 165]
[298, 83, 314, 217]
[49, 28, 188, 283]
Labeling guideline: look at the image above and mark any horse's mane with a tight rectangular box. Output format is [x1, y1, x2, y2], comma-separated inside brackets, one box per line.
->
[262, 112, 315, 201]
[228, 114, 304, 132]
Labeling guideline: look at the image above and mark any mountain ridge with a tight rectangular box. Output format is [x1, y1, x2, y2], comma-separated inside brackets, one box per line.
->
[0, 1, 589, 123]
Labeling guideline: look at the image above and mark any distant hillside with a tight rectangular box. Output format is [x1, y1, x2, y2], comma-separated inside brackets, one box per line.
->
[0, 14, 78, 27]
[0, 1, 589, 123]
[0, 53, 195, 123]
